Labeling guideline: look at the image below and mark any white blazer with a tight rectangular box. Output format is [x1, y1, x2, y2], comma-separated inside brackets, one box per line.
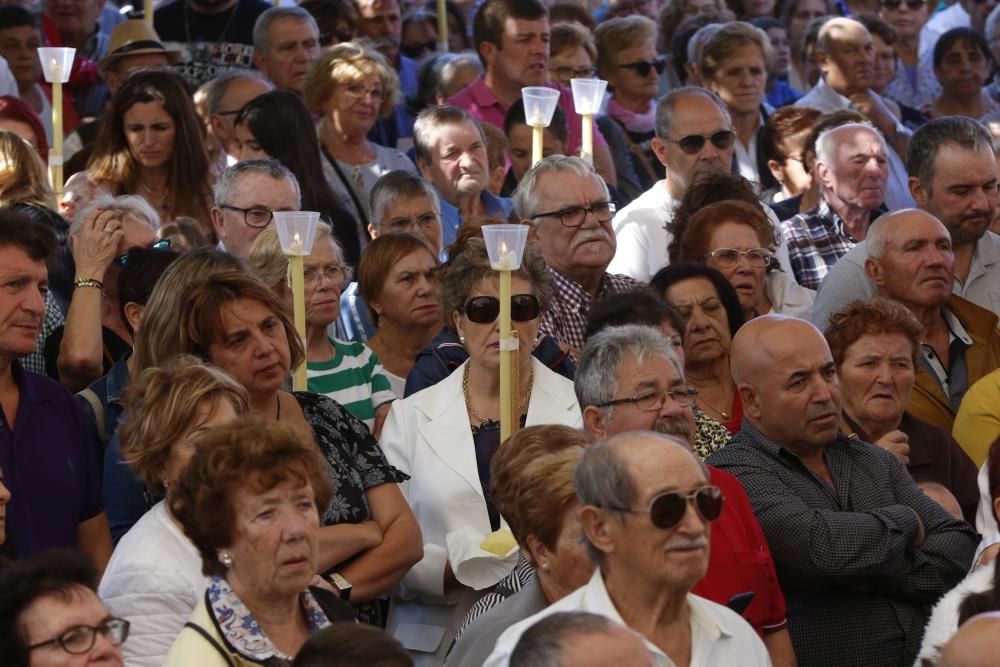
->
[380, 358, 582, 666]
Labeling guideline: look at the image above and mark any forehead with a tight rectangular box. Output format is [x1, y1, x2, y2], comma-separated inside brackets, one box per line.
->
[828, 24, 871, 48]
[358, 0, 399, 16]
[666, 276, 719, 303]
[231, 173, 298, 207]
[932, 143, 996, 182]
[942, 38, 985, 57]
[884, 216, 949, 245]
[843, 331, 915, 358]
[668, 94, 729, 135]
[431, 120, 482, 148]
[222, 77, 271, 107]
[831, 128, 885, 155]
[0, 25, 40, 40]
[116, 52, 171, 73]
[20, 586, 108, 644]
[760, 324, 833, 372]
[535, 170, 603, 201]
[625, 439, 706, 496]
[269, 16, 318, 37]
[220, 297, 274, 327]
[0, 245, 46, 278]
[124, 100, 171, 121]
[617, 352, 680, 388]
[501, 16, 549, 35]
[385, 193, 435, 216]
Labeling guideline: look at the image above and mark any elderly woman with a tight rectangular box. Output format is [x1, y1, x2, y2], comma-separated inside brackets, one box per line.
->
[446, 425, 593, 666]
[380, 238, 582, 665]
[676, 200, 814, 320]
[548, 23, 597, 86]
[926, 28, 1000, 120]
[249, 226, 396, 437]
[651, 262, 745, 433]
[99, 356, 248, 667]
[359, 233, 443, 397]
[879, 0, 934, 109]
[305, 43, 418, 239]
[163, 417, 356, 665]
[825, 298, 979, 523]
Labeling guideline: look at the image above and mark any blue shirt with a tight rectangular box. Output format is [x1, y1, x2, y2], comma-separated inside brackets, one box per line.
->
[438, 190, 514, 248]
[766, 78, 803, 108]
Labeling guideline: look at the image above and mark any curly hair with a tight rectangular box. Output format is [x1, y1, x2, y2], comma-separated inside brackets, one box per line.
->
[824, 297, 923, 367]
[650, 261, 745, 338]
[667, 171, 765, 262]
[676, 200, 776, 267]
[303, 41, 400, 118]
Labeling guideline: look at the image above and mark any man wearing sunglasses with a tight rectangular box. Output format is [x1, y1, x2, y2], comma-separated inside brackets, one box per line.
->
[709, 315, 978, 667]
[575, 324, 796, 667]
[483, 431, 771, 667]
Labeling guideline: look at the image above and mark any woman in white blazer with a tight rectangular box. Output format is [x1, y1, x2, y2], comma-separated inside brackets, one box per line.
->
[380, 238, 583, 666]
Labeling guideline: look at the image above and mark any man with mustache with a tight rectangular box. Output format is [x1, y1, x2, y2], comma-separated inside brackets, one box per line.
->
[484, 430, 770, 667]
[813, 117, 1000, 329]
[865, 209, 1000, 433]
[574, 323, 796, 667]
[708, 314, 978, 666]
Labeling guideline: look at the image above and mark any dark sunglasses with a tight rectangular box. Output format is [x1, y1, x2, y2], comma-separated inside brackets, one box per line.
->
[401, 39, 437, 58]
[463, 294, 540, 324]
[618, 57, 667, 77]
[609, 485, 724, 529]
[881, 0, 925, 8]
[115, 238, 171, 266]
[664, 129, 737, 155]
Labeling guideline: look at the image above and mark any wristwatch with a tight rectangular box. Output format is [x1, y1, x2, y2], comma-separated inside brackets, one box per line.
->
[327, 572, 352, 602]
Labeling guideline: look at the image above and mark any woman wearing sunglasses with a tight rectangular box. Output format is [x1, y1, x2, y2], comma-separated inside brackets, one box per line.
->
[379, 237, 582, 666]
[879, 0, 934, 109]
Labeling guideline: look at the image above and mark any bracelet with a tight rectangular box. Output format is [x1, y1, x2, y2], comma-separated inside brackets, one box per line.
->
[73, 277, 104, 289]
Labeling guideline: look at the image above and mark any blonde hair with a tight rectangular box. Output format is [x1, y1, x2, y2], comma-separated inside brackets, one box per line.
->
[594, 16, 656, 76]
[248, 224, 336, 293]
[0, 131, 54, 209]
[698, 21, 774, 82]
[303, 42, 400, 119]
[551, 21, 596, 62]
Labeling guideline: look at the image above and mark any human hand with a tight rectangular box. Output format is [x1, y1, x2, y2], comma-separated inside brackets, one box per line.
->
[70, 208, 124, 281]
[875, 429, 910, 466]
[847, 90, 897, 134]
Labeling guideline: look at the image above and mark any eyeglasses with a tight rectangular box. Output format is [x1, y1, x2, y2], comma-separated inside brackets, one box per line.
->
[706, 247, 772, 268]
[618, 57, 666, 77]
[28, 618, 130, 655]
[382, 212, 439, 233]
[530, 201, 616, 228]
[551, 65, 598, 81]
[220, 204, 275, 228]
[115, 238, 172, 266]
[304, 263, 350, 284]
[596, 386, 699, 411]
[463, 294, 540, 324]
[881, 0, 925, 8]
[664, 130, 737, 155]
[606, 486, 724, 530]
[342, 83, 385, 102]
[401, 40, 437, 59]
[319, 26, 354, 46]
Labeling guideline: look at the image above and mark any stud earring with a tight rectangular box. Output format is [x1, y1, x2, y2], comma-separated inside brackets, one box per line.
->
[540, 562, 551, 572]
[219, 551, 233, 568]
[459, 335, 466, 344]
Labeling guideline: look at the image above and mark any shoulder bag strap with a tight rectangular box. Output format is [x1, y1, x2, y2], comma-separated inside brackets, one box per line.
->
[77, 388, 105, 443]
[320, 145, 370, 229]
[182, 622, 237, 667]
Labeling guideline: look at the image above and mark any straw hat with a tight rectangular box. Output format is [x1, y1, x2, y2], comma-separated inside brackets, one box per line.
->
[97, 20, 181, 72]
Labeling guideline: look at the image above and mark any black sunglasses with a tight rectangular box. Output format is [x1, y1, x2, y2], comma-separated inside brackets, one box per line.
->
[882, 0, 925, 8]
[608, 486, 724, 530]
[115, 238, 171, 266]
[402, 40, 437, 58]
[463, 294, 540, 324]
[664, 129, 737, 155]
[618, 57, 667, 77]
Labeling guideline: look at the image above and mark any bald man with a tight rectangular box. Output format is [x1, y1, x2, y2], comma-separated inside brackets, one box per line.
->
[938, 614, 1000, 667]
[707, 315, 978, 667]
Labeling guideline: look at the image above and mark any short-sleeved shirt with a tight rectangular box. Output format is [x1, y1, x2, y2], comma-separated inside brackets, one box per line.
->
[306, 338, 396, 431]
[0, 361, 103, 556]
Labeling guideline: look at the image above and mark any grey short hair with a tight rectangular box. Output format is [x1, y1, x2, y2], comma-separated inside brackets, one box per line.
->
[510, 612, 623, 667]
[204, 69, 273, 116]
[73, 194, 161, 234]
[369, 169, 441, 230]
[907, 116, 995, 194]
[413, 105, 485, 166]
[654, 86, 731, 139]
[512, 155, 610, 221]
[253, 6, 318, 53]
[213, 158, 301, 208]
[814, 121, 885, 166]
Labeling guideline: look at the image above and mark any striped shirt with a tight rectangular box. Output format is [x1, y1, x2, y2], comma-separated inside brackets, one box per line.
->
[306, 338, 396, 430]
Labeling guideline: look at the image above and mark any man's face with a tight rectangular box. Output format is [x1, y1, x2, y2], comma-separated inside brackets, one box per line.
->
[43, 0, 104, 39]
[0, 245, 47, 361]
[104, 52, 171, 97]
[507, 123, 565, 182]
[254, 17, 320, 93]
[528, 171, 616, 282]
[211, 77, 273, 160]
[870, 33, 895, 92]
[867, 212, 955, 310]
[486, 17, 550, 87]
[20, 586, 124, 667]
[0, 25, 41, 92]
[356, 0, 401, 63]
[417, 120, 488, 207]
[375, 193, 443, 254]
[818, 22, 875, 95]
[212, 173, 300, 260]
[653, 93, 734, 199]
[816, 127, 888, 212]
[915, 143, 998, 246]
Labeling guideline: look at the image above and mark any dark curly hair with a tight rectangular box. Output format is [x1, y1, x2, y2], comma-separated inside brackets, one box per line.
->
[649, 261, 745, 338]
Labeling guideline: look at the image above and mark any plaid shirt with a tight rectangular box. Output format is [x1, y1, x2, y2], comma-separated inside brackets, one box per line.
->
[708, 422, 978, 666]
[781, 200, 880, 290]
[539, 269, 644, 353]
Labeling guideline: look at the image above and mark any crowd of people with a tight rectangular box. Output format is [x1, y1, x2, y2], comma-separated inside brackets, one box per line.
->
[5, 0, 1000, 663]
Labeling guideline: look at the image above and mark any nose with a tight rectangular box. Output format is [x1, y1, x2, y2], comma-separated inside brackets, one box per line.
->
[874, 360, 893, 385]
[657, 390, 685, 420]
[674, 495, 710, 535]
[24, 287, 45, 316]
[89, 627, 120, 660]
[0, 481, 9, 503]
[809, 373, 836, 405]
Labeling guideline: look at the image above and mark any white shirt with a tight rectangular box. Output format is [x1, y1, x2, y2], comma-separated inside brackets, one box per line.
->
[482, 570, 770, 667]
[919, 3, 970, 59]
[0, 56, 16, 99]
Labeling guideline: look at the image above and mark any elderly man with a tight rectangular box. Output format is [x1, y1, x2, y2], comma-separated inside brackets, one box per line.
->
[865, 209, 1000, 433]
[796, 17, 914, 211]
[813, 116, 1000, 328]
[483, 431, 770, 667]
[212, 158, 301, 261]
[782, 121, 888, 289]
[204, 70, 273, 166]
[252, 7, 320, 94]
[509, 612, 654, 667]
[414, 106, 512, 248]
[512, 155, 641, 355]
[0, 212, 112, 568]
[576, 324, 795, 667]
[707, 314, 979, 666]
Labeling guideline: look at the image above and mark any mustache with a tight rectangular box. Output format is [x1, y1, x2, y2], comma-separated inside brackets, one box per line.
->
[654, 416, 694, 445]
[572, 229, 613, 247]
[805, 404, 837, 421]
[664, 536, 708, 551]
[371, 36, 399, 50]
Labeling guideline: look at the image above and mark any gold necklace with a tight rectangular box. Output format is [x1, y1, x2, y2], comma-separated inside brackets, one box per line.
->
[697, 388, 732, 421]
[462, 364, 533, 425]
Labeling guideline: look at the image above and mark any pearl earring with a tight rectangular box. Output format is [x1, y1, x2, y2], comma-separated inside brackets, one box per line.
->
[459, 335, 466, 344]
[219, 551, 233, 568]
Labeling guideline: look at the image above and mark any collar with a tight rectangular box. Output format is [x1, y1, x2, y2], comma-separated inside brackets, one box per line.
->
[941, 305, 973, 346]
[737, 419, 851, 462]
[468, 75, 505, 111]
[815, 77, 853, 109]
[105, 351, 131, 405]
[548, 266, 605, 306]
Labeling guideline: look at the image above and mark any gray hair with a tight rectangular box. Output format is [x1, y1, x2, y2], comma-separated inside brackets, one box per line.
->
[213, 158, 301, 208]
[866, 214, 892, 261]
[814, 121, 886, 166]
[687, 23, 724, 68]
[73, 194, 161, 234]
[654, 86, 731, 139]
[510, 613, 625, 667]
[204, 69, 273, 116]
[369, 169, 441, 230]
[253, 6, 319, 53]
[907, 116, 995, 194]
[413, 105, 485, 166]
[512, 155, 610, 221]
[575, 324, 683, 422]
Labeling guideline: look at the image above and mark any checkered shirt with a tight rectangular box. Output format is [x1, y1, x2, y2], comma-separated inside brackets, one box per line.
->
[539, 269, 644, 353]
[781, 200, 865, 290]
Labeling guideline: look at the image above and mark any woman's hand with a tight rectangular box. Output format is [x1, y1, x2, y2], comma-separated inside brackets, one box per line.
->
[874, 429, 910, 466]
[70, 208, 124, 282]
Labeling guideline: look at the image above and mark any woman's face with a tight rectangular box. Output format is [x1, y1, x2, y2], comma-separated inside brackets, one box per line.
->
[871, 33, 896, 93]
[741, 0, 775, 18]
[704, 221, 768, 315]
[227, 476, 321, 601]
[0, 467, 9, 545]
[838, 332, 915, 430]
[549, 46, 595, 87]
[665, 276, 732, 366]
[328, 72, 384, 137]
[304, 235, 348, 327]
[607, 39, 660, 106]
[772, 130, 812, 196]
[767, 26, 792, 76]
[234, 122, 267, 161]
[123, 100, 176, 170]
[936, 38, 991, 98]
[541, 504, 594, 600]
[0, 118, 39, 154]
[880, 0, 929, 41]
[372, 248, 442, 329]
[161, 397, 240, 488]
[453, 274, 539, 373]
[787, 0, 828, 48]
[446, 12, 467, 52]
[207, 298, 292, 399]
[705, 44, 767, 116]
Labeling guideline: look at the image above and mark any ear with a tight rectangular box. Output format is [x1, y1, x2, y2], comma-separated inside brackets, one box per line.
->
[767, 158, 784, 184]
[479, 41, 498, 71]
[451, 310, 464, 336]
[209, 114, 227, 141]
[909, 175, 928, 208]
[815, 50, 830, 75]
[582, 405, 609, 439]
[865, 257, 885, 287]
[684, 62, 700, 85]
[367, 222, 379, 239]
[993, 496, 1000, 526]
[578, 505, 616, 558]
[123, 301, 145, 334]
[211, 207, 226, 242]
[252, 50, 267, 75]
[737, 382, 762, 421]
[524, 220, 541, 244]
[650, 136, 669, 168]
[417, 157, 433, 180]
[523, 533, 550, 568]
[815, 160, 833, 191]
